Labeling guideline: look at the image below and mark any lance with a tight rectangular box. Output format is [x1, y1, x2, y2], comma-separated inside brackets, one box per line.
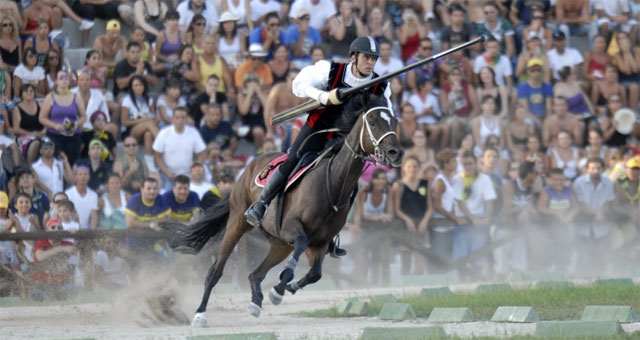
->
[271, 35, 486, 125]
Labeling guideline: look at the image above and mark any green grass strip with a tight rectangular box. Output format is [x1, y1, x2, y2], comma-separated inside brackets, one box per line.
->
[298, 284, 640, 321]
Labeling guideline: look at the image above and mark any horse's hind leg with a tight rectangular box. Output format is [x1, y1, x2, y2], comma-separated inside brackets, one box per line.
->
[286, 247, 326, 295]
[269, 222, 308, 305]
[247, 241, 292, 317]
[192, 214, 251, 327]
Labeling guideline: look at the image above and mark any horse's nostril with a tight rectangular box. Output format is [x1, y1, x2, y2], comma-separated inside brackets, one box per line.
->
[388, 148, 401, 159]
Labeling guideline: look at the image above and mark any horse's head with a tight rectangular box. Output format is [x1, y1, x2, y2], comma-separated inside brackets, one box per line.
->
[342, 93, 403, 167]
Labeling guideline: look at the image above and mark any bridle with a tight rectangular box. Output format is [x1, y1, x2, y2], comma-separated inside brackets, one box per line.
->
[343, 106, 397, 165]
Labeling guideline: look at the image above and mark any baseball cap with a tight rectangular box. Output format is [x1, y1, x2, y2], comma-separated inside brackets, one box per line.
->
[527, 58, 543, 68]
[626, 157, 640, 169]
[552, 30, 566, 40]
[47, 217, 62, 228]
[0, 191, 8, 209]
[296, 7, 310, 18]
[106, 20, 121, 31]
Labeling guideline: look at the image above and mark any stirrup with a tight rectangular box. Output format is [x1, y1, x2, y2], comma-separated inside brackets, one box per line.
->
[244, 201, 267, 227]
[328, 235, 347, 258]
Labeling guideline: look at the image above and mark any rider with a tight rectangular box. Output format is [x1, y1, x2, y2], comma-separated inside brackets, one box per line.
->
[244, 36, 393, 255]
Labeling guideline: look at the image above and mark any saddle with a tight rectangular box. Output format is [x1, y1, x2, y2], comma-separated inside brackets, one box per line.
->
[254, 148, 332, 192]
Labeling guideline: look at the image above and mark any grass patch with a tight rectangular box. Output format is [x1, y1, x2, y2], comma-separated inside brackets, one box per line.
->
[298, 284, 640, 320]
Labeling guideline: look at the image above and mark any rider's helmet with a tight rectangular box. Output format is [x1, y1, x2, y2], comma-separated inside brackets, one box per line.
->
[349, 36, 380, 58]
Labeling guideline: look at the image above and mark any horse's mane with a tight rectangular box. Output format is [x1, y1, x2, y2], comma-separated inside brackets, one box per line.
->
[325, 92, 387, 149]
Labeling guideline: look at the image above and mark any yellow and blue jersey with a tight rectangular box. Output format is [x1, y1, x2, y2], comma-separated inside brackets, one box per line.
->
[125, 193, 170, 222]
[163, 191, 201, 222]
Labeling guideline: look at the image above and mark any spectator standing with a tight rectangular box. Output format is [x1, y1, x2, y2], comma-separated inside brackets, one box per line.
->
[98, 174, 128, 229]
[556, 0, 591, 47]
[12, 84, 44, 165]
[473, 37, 513, 92]
[329, 0, 367, 61]
[31, 137, 73, 195]
[39, 69, 87, 166]
[133, 0, 168, 42]
[572, 157, 615, 269]
[452, 151, 496, 273]
[249, 12, 286, 62]
[373, 39, 403, 77]
[13, 48, 47, 99]
[65, 166, 99, 230]
[189, 162, 213, 199]
[430, 149, 466, 272]
[113, 42, 157, 99]
[11, 168, 50, 227]
[112, 136, 148, 195]
[517, 58, 553, 120]
[394, 6, 426, 62]
[494, 161, 538, 273]
[288, 0, 337, 34]
[76, 139, 112, 194]
[351, 168, 393, 285]
[200, 103, 236, 150]
[546, 31, 584, 82]
[153, 107, 207, 191]
[163, 174, 201, 222]
[235, 44, 273, 89]
[392, 155, 432, 275]
[285, 8, 322, 69]
[177, 0, 219, 34]
[92, 20, 127, 71]
[217, 11, 247, 71]
[475, 1, 516, 58]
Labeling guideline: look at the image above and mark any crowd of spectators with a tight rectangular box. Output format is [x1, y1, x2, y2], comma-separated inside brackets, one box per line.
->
[0, 0, 640, 295]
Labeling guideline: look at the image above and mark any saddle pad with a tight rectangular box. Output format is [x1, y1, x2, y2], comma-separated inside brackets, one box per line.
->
[254, 154, 316, 191]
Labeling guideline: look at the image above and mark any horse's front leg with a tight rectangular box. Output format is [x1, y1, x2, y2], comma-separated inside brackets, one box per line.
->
[270, 222, 308, 305]
[247, 241, 292, 317]
[286, 247, 326, 295]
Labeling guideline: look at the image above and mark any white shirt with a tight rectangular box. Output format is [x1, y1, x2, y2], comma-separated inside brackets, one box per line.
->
[190, 180, 214, 199]
[572, 174, 615, 238]
[408, 92, 442, 124]
[156, 96, 187, 128]
[374, 57, 404, 76]
[65, 186, 98, 230]
[32, 157, 65, 195]
[13, 65, 45, 85]
[433, 173, 456, 219]
[289, 0, 337, 31]
[225, 0, 248, 26]
[595, 0, 631, 17]
[473, 54, 513, 86]
[292, 60, 393, 112]
[71, 88, 110, 129]
[547, 47, 584, 80]
[250, 0, 281, 23]
[152, 125, 206, 176]
[177, 0, 219, 33]
[121, 96, 154, 120]
[452, 172, 496, 217]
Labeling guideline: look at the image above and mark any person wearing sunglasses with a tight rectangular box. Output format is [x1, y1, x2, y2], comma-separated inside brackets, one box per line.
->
[31, 217, 76, 287]
[516, 58, 553, 120]
[113, 136, 149, 195]
[185, 14, 207, 55]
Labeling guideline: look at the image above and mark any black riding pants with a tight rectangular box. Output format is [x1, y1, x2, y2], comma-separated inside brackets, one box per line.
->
[277, 124, 327, 176]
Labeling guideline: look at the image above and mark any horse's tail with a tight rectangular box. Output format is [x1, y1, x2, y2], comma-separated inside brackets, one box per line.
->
[161, 196, 230, 254]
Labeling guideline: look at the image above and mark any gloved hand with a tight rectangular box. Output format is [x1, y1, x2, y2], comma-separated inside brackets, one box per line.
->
[318, 89, 343, 106]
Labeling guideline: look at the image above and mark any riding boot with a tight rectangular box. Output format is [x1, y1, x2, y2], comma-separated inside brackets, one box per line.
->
[327, 237, 347, 257]
[244, 170, 287, 227]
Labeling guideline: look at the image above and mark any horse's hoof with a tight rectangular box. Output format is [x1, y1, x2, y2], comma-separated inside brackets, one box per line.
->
[191, 312, 208, 328]
[269, 287, 283, 305]
[247, 302, 261, 317]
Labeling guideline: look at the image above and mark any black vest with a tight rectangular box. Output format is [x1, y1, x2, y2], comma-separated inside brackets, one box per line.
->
[306, 62, 387, 131]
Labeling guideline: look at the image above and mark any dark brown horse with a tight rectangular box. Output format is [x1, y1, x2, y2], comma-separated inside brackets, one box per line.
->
[162, 93, 403, 327]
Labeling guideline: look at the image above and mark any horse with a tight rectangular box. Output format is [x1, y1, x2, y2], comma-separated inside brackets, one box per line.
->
[162, 92, 403, 327]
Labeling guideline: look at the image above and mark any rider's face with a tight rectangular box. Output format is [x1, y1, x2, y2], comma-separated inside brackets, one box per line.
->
[351, 53, 377, 77]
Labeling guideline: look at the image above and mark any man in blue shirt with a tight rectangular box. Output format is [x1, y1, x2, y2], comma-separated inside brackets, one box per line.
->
[163, 174, 201, 222]
[125, 177, 170, 229]
[517, 58, 552, 121]
[249, 12, 286, 61]
[200, 103, 236, 150]
[285, 7, 322, 69]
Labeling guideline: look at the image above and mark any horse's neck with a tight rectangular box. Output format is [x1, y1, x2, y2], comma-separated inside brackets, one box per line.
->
[329, 134, 366, 195]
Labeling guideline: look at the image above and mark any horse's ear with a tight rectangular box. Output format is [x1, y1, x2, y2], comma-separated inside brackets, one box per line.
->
[360, 91, 371, 108]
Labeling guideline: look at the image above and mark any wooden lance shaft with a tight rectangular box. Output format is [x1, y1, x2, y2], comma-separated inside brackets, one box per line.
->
[270, 35, 487, 125]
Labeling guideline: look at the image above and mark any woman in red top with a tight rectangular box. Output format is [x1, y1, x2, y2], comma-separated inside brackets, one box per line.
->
[31, 217, 75, 286]
[395, 7, 427, 62]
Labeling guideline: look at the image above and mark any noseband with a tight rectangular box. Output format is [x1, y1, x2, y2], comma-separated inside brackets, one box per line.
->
[344, 106, 397, 165]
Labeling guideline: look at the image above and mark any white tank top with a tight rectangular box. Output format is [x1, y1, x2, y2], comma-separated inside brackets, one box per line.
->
[363, 192, 387, 217]
[433, 173, 455, 219]
[225, 0, 247, 25]
[218, 35, 242, 63]
[479, 116, 500, 146]
[551, 147, 579, 179]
